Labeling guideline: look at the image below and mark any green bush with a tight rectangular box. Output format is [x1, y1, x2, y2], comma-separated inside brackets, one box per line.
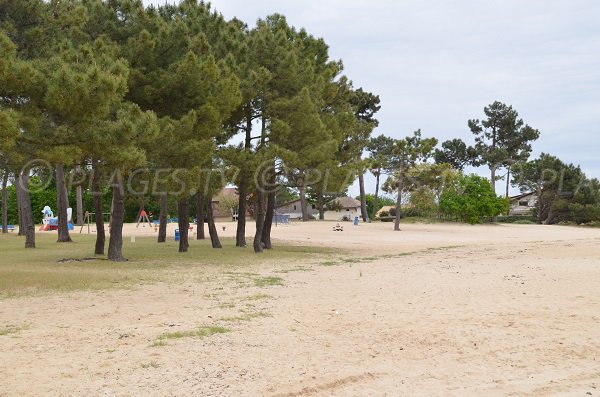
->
[439, 174, 508, 224]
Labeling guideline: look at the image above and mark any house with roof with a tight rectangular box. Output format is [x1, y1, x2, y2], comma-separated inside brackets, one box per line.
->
[323, 196, 361, 221]
[276, 196, 362, 221]
[276, 198, 319, 220]
[509, 192, 537, 216]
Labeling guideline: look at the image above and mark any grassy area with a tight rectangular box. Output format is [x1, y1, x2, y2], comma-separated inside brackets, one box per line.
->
[0, 233, 332, 298]
[156, 325, 230, 342]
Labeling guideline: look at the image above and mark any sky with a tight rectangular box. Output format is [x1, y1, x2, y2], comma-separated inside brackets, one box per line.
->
[146, 0, 600, 197]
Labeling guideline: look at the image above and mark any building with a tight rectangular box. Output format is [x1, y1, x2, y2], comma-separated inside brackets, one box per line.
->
[375, 205, 396, 220]
[276, 199, 319, 220]
[323, 196, 361, 221]
[509, 192, 537, 216]
[276, 196, 362, 221]
[211, 187, 254, 220]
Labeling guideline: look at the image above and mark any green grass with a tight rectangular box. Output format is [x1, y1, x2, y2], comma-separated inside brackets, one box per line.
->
[140, 361, 160, 369]
[0, 324, 27, 336]
[156, 325, 229, 342]
[149, 340, 168, 348]
[253, 276, 284, 287]
[0, 233, 331, 298]
[219, 311, 271, 322]
[242, 293, 272, 301]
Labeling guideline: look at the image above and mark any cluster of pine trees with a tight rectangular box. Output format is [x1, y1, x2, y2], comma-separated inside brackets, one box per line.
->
[2, 2, 598, 261]
[365, 101, 600, 225]
[0, 0, 380, 259]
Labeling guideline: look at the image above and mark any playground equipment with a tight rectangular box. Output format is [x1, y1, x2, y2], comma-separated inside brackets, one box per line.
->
[136, 209, 152, 228]
[40, 205, 74, 231]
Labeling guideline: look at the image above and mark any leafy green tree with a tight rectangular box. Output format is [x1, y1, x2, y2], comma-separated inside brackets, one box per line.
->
[440, 174, 508, 224]
[0, 30, 43, 247]
[350, 89, 381, 222]
[469, 101, 539, 194]
[367, 134, 395, 216]
[500, 124, 539, 197]
[404, 163, 456, 217]
[433, 138, 478, 170]
[390, 130, 438, 231]
[511, 153, 598, 224]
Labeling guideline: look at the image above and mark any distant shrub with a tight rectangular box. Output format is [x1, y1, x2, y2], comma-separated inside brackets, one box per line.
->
[512, 219, 536, 225]
[497, 215, 537, 224]
[439, 174, 509, 224]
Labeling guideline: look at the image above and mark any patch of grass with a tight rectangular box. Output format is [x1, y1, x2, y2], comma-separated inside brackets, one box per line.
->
[141, 361, 160, 369]
[242, 294, 272, 301]
[219, 311, 272, 323]
[275, 266, 313, 274]
[512, 219, 536, 225]
[0, 233, 329, 298]
[253, 276, 284, 287]
[319, 260, 339, 267]
[150, 340, 168, 348]
[427, 245, 461, 252]
[215, 303, 236, 309]
[156, 325, 229, 341]
[361, 257, 379, 261]
[0, 324, 27, 336]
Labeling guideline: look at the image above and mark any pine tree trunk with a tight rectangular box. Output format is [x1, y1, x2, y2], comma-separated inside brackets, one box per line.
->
[253, 189, 265, 253]
[177, 198, 189, 253]
[505, 166, 511, 215]
[158, 193, 168, 243]
[299, 181, 309, 222]
[490, 166, 497, 195]
[373, 172, 380, 220]
[1, 171, 8, 234]
[18, 173, 35, 248]
[56, 165, 72, 243]
[196, 193, 205, 240]
[505, 166, 511, 198]
[76, 184, 83, 226]
[236, 172, 247, 247]
[236, 113, 252, 247]
[262, 188, 275, 250]
[490, 165, 498, 222]
[108, 174, 126, 262]
[15, 174, 24, 236]
[394, 169, 404, 231]
[317, 192, 325, 221]
[92, 164, 105, 255]
[75, 164, 84, 227]
[206, 196, 222, 249]
[56, 165, 73, 243]
[359, 171, 368, 222]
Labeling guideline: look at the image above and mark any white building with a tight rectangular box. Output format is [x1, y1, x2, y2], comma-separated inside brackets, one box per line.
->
[509, 192, 537, 216]
[323, 197, 361, 221]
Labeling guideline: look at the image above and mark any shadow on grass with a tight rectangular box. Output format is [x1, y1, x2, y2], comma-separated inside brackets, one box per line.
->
[0, 234, 332, 298]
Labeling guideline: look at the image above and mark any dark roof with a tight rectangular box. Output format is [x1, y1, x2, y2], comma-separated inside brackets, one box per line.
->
[278, 198, 302, 208]
[510, 192, 535, 200]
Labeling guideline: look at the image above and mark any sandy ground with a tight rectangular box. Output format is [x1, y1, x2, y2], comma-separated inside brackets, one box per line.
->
[1, 221, 600, 396]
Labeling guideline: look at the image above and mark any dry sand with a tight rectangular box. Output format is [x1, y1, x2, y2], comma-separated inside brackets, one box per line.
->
[1, 221, 599, 396]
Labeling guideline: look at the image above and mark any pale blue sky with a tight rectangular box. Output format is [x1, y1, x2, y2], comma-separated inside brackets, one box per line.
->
[146, 0, 600, 196]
